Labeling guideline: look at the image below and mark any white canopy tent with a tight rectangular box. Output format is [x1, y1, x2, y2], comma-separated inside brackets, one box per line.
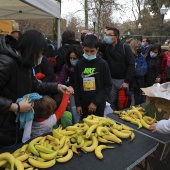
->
[0, 0, 61, 46]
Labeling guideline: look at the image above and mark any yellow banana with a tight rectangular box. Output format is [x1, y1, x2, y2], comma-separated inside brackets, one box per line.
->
[143, 113, 156, 125]
[66, 125, 79, 131]
[130, 119, 142, 129]
[113, 124, 122, 131]
[40, 151, 58, 160]
[59, 135, 66, 149]
[71, 146, 81, 156]
[0, 160, 8, 167]
[72, 138, 85, 148]
[28, 158, 56, 169]
[28, 136, 43, 156]
[130, 132, 135, 141]
[102, 134, 122, 144]
[35, 145, 55, 154]
[52, 129, 63, 139]
[12, 148, 21, 158]
[16, 153, 29, 162]
[83, 122, 89, 132]
[140, 119, 151, 130]
[111, 129, 130, 139]
[85, 124, 98, 138]
[121, 124, 133, 130]
[22, 162, 32, 168]
[128, 109, 142, 119]
[20, 144, 28, 154]
[58, 137, 70, 156]
[95, 145, 114, 159]
[54, 137, 60, 146]
[83, 118, 99, 126]
[56, 149, 73, 163]
[14, 158, 24, 170]
[97, 136, 114, 144]
[61, 130, 76, 136]
[83, 140, 93, 147]
[39, 136, 47, 145]
[76, 129, 84, 136]
[81, 136, 98, 152]
[0, 152, 14, 170]
[96, 126, 109, 136]
[114, 110, 121, 114]
[121, 130, 132, 135]
[24, 168, 34, 170]
[46, 135, 54, 141]
[98, 117, 116, 126]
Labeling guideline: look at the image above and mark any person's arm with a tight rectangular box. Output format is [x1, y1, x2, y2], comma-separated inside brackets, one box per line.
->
[57, 64, 69, 85]
[55, 93, 70, 120]
[156, 118, 170, 134]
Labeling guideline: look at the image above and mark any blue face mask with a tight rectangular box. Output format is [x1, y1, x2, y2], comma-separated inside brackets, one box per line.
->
[104, 36, 113, 44]
[141, 42, 145, 47]
[150, 51, 157, 58]
[70, 59, 78, 66]
[83, 53, 96, 61]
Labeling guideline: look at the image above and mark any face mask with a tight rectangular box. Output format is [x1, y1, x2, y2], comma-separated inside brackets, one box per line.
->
[104, 36, 113, 44]
[70, 59, 78, 66]
[165, 42, 168, 45]
[141, 42, 145, 47]
[136, 49, 141, 55]
[83, 53, 96, 61]
[35, 55, 43, 66]
[150, 51, 157, 58]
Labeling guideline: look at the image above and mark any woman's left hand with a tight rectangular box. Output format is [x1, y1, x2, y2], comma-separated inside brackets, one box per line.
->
[58, 84, 74, 94]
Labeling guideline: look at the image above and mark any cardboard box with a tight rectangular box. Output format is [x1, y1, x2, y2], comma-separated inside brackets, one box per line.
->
[141, 87, 170, 121]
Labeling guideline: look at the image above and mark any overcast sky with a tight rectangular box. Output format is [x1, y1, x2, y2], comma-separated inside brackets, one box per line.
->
[61, 0, 170, 23]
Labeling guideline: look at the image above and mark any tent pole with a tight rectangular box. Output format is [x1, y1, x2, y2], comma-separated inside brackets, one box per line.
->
[57, 18, 61, 48]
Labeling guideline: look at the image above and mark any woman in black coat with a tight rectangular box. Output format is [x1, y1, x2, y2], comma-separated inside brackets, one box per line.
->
[0, 30, 71, 147]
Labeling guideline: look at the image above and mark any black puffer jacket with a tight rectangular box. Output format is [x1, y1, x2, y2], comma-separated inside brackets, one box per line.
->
[0, 35, 59, 147]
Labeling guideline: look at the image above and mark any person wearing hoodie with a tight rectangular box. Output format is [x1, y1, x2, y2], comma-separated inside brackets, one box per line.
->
[55, 30, 81, 76]
[74, 34, 112, 119]
[0, 30, 73, 147]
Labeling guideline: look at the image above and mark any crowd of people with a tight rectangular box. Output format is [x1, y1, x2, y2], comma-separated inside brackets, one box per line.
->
[0, 27, 170, 147]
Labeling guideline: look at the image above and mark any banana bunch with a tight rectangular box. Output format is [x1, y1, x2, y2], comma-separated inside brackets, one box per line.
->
[0, 115, 136, 169]
[114, 105, 157, 130]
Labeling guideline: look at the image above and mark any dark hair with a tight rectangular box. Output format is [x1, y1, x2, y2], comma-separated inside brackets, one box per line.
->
[83, 34, 99, 48]
[33, 95, 57, 121]
[11, 30, 22, 39]
[106, 27, 120, 37]
[143, 37, 151, 44]
[147, 44, 161, 58]
[62, 30, 75, 45]
[65, 46, 83, 68]
[16, 30, 47, 66]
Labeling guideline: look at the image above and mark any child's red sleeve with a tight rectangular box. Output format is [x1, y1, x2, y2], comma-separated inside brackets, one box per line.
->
[55, 93, 70, 120]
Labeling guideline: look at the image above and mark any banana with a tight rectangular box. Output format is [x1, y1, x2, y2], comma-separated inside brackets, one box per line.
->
[40, 151, 58, 160]
[97, 136, 114, 144]
[12, 148, 21, 158]
[14, 158, 24, 170]
[66, 125, 79, 131]
[52, 129, 63, 139]
[121, 124, 133, 130]
[85, 124, 98, 139]
[46, 135, 54, 141]
[83, 140, 93, 147]
[114, 110, 121, 114]
[0, 160, 8, 167]
[143, 113, 156, 125]
[71, 146, 81, 156]
[96, 126, 109, 136]
[22, 162, 32, 168]
[83, 123, 89, 132]
[102, 134, 122, 144]
[83, 118, 100, 126]
[56, 149, 73, 163]
[81, 135, 98, 152]
[130, 132, 135, 141]
[39, 136, 47, 145]
[111, 129, 130, 139]
[0, 152, 14, 170]
[72, 138, 85, 148]
[76, 129, 84, 135]
[16, 153, 29, 162]
[95, 145, 114, 159]
[59, 135, 66, 149]
[98, 117, 116, 126]
[130, 119, 142, 129]
[54, 137, 60, 146]
[61, 130, 76, 136]
[28, 136, 43, 156]
[25, 168, 34, 170]
[28, 158, 56, 169]
[20, 144, 28, 154]
[128, 109, 142, 119]
[121, 130, 132, 135]
[140, 119, 151, 130]
[58, 137, 70, 156]
[35, 145, 55, 154]
[113, 124, 122, 131]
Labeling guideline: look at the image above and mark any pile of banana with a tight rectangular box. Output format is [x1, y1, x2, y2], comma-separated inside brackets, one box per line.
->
[0, 115, 135, 170]
[114, 106, 157, 130]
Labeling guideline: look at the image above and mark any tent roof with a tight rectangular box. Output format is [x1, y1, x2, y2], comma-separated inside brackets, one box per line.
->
[0, 0, 60, 20]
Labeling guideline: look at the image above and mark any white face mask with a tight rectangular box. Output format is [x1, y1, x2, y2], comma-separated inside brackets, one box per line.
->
[35, 55, 43, 67]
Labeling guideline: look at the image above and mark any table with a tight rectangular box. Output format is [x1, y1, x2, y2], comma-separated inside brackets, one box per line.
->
[0, 132, 158, 170]
[107, 112, 170, 160]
